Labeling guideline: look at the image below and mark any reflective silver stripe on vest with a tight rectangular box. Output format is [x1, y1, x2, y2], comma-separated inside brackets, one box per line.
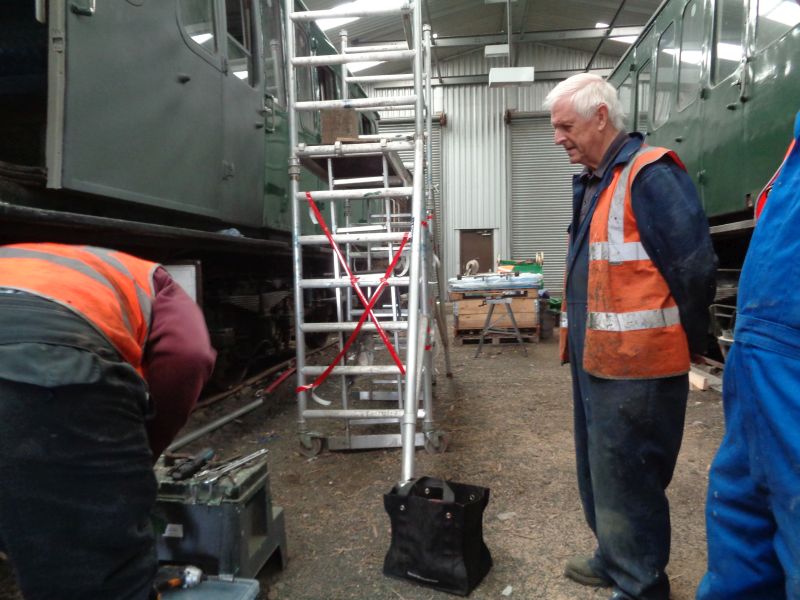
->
[0, 247, 137, 337]
[601, 148, 652, 265]
[589, 241, 650, 262]
[560, 312, 568, 327]
[83, 246, 153, 331]
[588, 306, 680, 332]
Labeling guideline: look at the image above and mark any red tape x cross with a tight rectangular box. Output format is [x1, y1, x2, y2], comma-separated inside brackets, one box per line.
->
[297, 192, 410, 393]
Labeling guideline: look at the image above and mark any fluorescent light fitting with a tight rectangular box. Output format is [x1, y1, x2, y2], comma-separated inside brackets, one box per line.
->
[609, 36, 638, 44]
[347, 61, 384, 74]
[485, 44, 510, 58]
[488, 66, 534, 88]
[191, 33, 213, 44]
[233, 70, 249, 80]
[595, 22, 610, 28]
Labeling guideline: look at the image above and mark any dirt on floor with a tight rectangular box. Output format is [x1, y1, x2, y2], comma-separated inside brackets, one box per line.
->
[0, 330, 724, 600]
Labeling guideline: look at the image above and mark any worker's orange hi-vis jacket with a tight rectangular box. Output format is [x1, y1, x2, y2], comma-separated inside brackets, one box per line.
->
[560, 147, 690, 379]
[0, 243, 158, 374]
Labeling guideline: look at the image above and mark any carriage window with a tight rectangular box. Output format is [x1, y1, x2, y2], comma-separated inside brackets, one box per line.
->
[618, 75, 633, 131]
[317, 67, 337, 101]
[712, 0, 746, 84]
[756, 0, 800, 51]
[653, 23, 676, 128]
[636, 61, 651, 134]
[180, 0, 217, 53]
[262, 0, 286, 106]
[295, 27, 316, 131]
[226, 0, 255, 86]
[679, 0, 705, 109]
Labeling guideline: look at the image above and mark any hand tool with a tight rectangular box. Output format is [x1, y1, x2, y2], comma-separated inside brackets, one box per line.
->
[169, 448, 215, 481]
[197, 448, 269, 484]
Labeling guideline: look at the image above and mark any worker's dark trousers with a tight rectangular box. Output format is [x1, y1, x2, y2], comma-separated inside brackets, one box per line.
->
[0, 363, 157, 600]
[568, 305, 688, 600]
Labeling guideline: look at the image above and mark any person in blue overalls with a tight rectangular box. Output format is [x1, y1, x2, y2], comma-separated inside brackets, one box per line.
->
[697, 111, 800, 599]
[545, 73, 717, 600]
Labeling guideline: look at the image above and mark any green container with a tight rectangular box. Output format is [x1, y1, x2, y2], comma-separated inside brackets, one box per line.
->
[498, 260, 543, 274]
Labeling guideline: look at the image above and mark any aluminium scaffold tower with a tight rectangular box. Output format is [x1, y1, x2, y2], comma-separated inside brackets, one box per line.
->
[286, 0, 451, 482]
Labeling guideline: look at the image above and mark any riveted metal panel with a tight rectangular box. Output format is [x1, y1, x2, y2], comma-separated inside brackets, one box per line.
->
[510, 116, 581, 295]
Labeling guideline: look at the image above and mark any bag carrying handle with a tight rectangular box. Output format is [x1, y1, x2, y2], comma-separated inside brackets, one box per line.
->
[397, 477, 456, 503]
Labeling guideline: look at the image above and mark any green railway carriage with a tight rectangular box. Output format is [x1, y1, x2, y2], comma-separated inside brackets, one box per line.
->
[0, 1, 377, 384]
[606, 0, 800, 355]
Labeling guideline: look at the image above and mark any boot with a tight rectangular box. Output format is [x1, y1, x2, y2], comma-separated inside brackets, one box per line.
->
[564, 555, 613, 588]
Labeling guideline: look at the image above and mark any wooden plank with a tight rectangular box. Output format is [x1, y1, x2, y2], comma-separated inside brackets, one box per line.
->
[454, 312, 538, 330]
[689, 369, 709, 391]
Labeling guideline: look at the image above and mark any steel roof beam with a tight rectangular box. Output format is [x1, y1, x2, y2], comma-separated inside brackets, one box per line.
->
[427, 25, 642, 47]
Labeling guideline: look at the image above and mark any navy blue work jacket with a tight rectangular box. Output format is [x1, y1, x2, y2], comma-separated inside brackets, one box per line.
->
[565, 133, 717, 357]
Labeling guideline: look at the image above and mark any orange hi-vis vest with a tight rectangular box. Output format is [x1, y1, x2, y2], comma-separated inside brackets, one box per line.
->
[0, 243, 158, 374]
[559, 146, 691, 379]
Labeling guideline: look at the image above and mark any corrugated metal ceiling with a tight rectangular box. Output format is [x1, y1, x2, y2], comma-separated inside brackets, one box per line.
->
[300, 0, 664, 73]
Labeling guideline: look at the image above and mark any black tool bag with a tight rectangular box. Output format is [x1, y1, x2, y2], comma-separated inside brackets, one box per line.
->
[383, 477, 492, 596]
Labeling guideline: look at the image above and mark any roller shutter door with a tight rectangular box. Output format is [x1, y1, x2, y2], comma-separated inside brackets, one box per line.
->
[510, 117, 581, 295]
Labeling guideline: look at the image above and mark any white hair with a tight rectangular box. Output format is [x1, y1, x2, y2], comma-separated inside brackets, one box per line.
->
[544, 73, 626, 131]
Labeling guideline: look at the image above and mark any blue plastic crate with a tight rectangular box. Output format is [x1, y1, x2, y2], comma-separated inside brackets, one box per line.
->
[162, 577, 260, 600]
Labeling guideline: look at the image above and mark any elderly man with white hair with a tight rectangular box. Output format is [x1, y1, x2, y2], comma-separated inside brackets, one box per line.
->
[544, 73, 716, 600]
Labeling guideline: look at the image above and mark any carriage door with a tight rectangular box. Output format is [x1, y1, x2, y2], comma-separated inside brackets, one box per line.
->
[699, 0, 748, 217]
[220, 0, 265, 225]
[260, 0, 291, 230]
[55, 1, 224, 216]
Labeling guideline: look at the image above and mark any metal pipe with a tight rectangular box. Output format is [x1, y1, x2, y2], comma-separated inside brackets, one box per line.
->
[340, 30, 350, 101]
[291, 4, 412, 22]
[299, 232, 410, 244]
[302, 322, 409, 333]
[285, 3, 309, 440]
[401, 0, 426, 485]
[295, 188, 412, 201]
[303, 409, 426, 419]
[300, 276, 410, 289]
[292, 50, 414, 67]
[301, 365, 403, 376]
[295, 96, 416, 111]
[296, 141, 414, 156]
[346, 73, 415, 83]
[585, 0, 628, 72]
[167, 399, 264, 452]
[345, 42, 409, 53]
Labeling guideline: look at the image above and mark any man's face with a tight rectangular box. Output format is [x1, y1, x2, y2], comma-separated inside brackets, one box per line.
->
[550, 99, 606, 170]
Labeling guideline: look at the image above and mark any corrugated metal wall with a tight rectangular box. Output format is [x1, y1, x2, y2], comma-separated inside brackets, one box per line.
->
[364, 43, 619, 280]
[510, 117, 582, 295]
[377, 119, 443, 266]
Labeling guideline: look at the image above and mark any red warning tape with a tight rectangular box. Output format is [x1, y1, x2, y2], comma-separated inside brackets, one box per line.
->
[297, 192, 410, 393]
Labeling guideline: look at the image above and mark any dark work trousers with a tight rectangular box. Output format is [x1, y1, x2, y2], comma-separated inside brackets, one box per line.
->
[568, 299, 688, 600]
[0, 351, 157, 600]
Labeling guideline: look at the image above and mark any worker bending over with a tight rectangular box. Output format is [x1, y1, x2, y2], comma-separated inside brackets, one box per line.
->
[545, 74, 717, 600]
[0, 243, 215, 600]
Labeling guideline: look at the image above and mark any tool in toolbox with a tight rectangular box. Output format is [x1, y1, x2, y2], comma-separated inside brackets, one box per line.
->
[195, 448, 269, 484]
[168, 448, 215, 481]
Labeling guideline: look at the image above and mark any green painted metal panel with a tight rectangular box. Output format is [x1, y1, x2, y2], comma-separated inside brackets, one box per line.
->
[61, 1, 225, 218]
[609, 0, 800, 220]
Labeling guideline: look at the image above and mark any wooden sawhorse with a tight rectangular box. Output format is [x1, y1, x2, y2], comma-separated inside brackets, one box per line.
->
[474, 296, 528, 357]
